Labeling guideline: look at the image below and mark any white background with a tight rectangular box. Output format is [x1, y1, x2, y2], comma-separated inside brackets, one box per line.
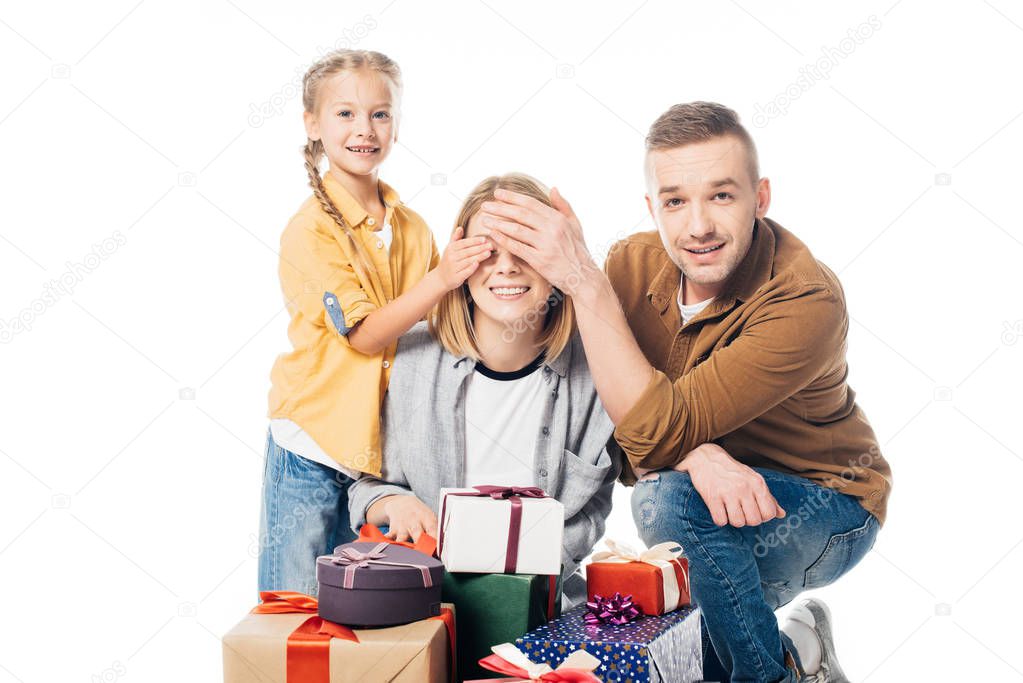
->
[1, 1, 1021, 681]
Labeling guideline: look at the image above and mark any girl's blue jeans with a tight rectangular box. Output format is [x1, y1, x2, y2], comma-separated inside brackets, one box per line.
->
[632, 467, 879, 683]
[257, 428, 356, 599]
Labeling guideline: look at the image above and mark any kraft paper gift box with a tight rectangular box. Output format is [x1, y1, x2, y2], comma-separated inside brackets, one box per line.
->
[585, 540, 691, 616]
[316, 540, 445, 627]
[438, 486, 564, 575]
[441, 571, 562, 680]
[222, 592, 456, 683]
[515, 603, 703, 683]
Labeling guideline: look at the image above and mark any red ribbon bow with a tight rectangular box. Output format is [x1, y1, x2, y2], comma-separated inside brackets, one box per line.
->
[251, 590, 359, 682]
[252, 589, 456, 683]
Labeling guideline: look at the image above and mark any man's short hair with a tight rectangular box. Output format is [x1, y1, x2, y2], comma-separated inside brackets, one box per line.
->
[645, 101, 760, 183]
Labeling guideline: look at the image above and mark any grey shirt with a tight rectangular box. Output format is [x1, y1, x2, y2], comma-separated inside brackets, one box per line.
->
[348, 322, 621, 604]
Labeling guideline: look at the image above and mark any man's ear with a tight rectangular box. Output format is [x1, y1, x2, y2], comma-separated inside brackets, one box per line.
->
[303, 110, 319, 141]
[755, 177, 771, 218]
[645, 193, 655, 221]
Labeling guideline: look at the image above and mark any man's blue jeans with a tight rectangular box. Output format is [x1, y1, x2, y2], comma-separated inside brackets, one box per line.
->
[632, 468, 878, 683]
[257, 429, 356, 599]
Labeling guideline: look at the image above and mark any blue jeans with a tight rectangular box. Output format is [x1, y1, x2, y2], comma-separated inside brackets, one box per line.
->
[632, 468, 878, 683]
[257, 428, 356, 599]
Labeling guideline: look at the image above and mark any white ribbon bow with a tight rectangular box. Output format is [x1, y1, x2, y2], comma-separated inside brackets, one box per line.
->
[490, 643, 600, 680]
[590, 539, 690, 610]
[591, 539, 682, 564]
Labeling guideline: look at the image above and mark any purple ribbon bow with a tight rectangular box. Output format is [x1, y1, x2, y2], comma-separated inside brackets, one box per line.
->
[472, 485, 547, 500]
[330, 542, 433, 590]
[438, 485, 550, 574]
[585, 592, 640, 626]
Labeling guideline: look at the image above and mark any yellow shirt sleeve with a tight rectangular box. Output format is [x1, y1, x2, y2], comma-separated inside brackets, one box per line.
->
[279, 213, 378, 338]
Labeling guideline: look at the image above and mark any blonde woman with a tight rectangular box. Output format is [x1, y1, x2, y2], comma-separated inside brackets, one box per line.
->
[348, 173, 621, 603]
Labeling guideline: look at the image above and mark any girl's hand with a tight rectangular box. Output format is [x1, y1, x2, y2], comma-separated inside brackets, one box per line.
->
[437, 226, 494, 291]
[377, 494, 438, 543]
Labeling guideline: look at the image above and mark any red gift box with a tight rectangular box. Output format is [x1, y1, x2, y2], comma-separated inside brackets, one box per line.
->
[585, 540, 690, 616]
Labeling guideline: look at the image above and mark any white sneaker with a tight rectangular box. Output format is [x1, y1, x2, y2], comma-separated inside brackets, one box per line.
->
[786, 598, 849, 683]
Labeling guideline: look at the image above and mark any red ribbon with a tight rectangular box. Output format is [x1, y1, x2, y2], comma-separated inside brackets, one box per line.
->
[431, 606, 457, 683]
[252, 591, 358, 682]
[546, 574, 558, 621]
[252, 590, 456, 683]
[358, 523, 438, 557]
[472, 654, 600, 682]
[438, 486, 548, 573]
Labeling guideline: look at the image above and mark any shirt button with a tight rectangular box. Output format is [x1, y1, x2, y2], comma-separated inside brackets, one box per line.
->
[542, 426, 550, 436]
[325, 297, 335, 306]
[539, 469, 548, 478]
[377, 241, 384, 249]
[366, 217, 376, 226]
[382, 360, 391, 369]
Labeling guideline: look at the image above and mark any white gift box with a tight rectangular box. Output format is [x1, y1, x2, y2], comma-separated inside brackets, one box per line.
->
[437, 487, 564, 575]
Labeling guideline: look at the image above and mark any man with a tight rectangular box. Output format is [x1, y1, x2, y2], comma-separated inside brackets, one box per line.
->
[481, 101, 892, 682]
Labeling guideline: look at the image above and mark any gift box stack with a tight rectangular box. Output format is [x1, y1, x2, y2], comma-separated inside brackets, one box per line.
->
[437, 486, 565, 680]
[222, 486, 702, 682]
[223, 525, 455, 683]
[509, 538, 703, 683]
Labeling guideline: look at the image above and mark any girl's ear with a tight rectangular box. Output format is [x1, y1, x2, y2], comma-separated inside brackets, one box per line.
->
[303, 110, 320, 141]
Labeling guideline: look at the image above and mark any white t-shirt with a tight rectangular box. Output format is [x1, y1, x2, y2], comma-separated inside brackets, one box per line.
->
[463, 354, 547, 488]
[375, 220, 393, 251]
[678, 274, 713, 325]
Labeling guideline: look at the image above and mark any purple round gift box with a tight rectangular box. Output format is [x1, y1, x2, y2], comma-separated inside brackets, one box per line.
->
[316, 541, 445, 627]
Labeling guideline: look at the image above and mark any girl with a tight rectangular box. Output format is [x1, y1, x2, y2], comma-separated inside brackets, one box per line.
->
[259, 49, 493, 597]
[348, 173, 622, 606]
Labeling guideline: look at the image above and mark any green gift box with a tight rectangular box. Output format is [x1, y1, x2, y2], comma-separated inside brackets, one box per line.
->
[441, 572, 562, 680]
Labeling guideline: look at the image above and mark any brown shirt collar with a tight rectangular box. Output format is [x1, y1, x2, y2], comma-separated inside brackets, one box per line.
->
[646, 217, 777, 320]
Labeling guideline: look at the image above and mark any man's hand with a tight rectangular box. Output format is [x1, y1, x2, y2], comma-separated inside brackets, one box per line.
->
[674, 443, 786, 527]
[480, 187, 599, 296]
[436, 225, 494, 291]
[367, 495, 438, 542]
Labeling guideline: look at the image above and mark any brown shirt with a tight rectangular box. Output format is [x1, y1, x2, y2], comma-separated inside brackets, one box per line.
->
[606, 217, 892, 525]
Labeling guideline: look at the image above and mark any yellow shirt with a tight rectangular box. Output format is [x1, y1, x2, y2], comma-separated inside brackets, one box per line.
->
[268, 173, 439, 476]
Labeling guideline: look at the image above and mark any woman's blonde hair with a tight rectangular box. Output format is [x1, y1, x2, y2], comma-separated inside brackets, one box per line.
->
[429, 173, 576, 362]
[301, 49, 402, 299]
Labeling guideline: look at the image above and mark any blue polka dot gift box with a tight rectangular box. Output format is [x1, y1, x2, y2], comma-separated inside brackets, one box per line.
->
[514, 603, 702, 683]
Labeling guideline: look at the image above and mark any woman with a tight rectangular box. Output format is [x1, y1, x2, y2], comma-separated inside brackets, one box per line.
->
[347, 173, 620, 604]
